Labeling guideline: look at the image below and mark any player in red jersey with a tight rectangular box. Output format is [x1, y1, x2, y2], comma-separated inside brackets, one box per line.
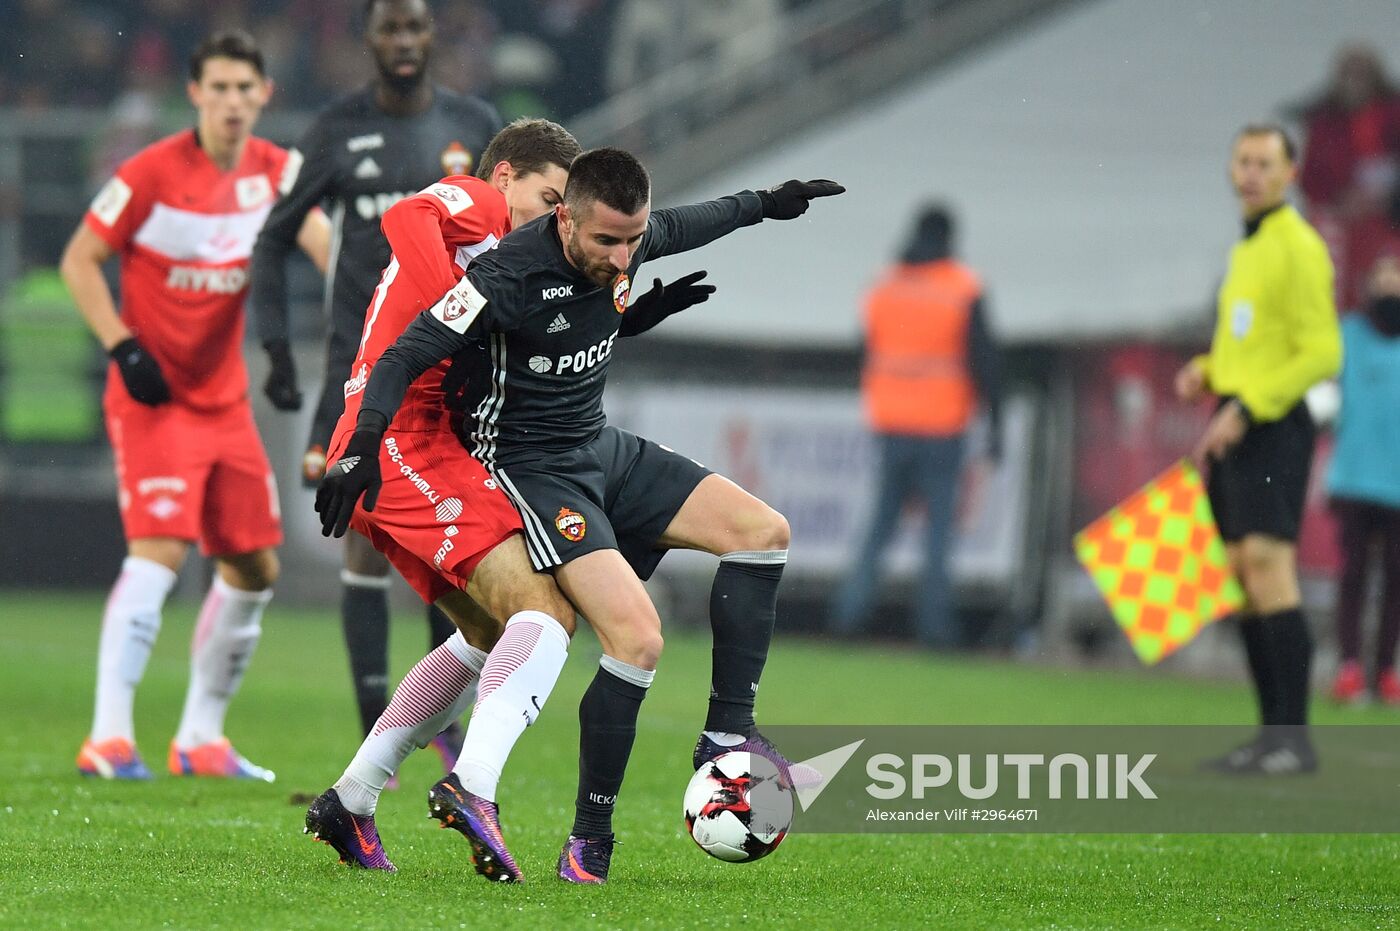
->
[60, 32, 331, 782]
[305, 119, 582, 879]
[305, 120, 712, 879]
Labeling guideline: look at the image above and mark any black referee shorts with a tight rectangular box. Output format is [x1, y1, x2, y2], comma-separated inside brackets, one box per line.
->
[489, 426, 711, 580]
[1206, 401, 1316, 543]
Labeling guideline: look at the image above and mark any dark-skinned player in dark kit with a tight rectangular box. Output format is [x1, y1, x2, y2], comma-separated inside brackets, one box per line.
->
[249, 0, 500, 761]
[317, 149, 842, 882]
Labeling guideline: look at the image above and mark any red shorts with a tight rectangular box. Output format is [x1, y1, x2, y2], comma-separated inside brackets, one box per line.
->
[106, 400, 282, 556]
[331, 426, 523, 603]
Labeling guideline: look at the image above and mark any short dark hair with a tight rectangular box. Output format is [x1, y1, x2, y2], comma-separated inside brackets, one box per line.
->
[364, 0, 434, 29]
[475, 118, 581, 181]
[1236, 122, 1297, 162]
[189, 30, 265, 82]
[563, 147, 651, 218]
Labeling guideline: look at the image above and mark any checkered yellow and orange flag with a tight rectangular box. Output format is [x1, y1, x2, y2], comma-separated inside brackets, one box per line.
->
[1073, 460, 1244, 665]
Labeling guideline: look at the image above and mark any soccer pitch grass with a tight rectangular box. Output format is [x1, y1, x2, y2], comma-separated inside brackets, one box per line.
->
[2, 592, 1398, 930]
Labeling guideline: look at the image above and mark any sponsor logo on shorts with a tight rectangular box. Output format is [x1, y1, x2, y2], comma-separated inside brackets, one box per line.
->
[435, 497, 463, 523]
[612, 273, 631, 313]
[137, 476, 187, 496]
[147, 496, 181, 520]
[344, 362, 370, 398]
[555, 507, 586, 542]
[434, 524, 460, 568]
[383, 436, 440, 504]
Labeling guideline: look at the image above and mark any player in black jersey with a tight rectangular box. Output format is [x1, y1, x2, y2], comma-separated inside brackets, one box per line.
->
[249, 0, 501, 752]
[318, 147, 842, 882]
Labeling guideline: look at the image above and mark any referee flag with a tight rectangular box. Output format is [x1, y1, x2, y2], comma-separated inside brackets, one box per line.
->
[1073, 460, 1244, 665]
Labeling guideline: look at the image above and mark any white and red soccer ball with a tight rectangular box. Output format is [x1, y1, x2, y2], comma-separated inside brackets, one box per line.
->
[683, 751, 793, 862]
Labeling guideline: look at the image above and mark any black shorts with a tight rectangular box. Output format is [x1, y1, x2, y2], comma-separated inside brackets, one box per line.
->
[1206, 401, 1315, 543]
[489, 426, 712, 580]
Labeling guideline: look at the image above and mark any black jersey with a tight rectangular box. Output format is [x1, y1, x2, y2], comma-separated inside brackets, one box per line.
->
[250, 85, 500, 360]
[360, 192, 764, 466]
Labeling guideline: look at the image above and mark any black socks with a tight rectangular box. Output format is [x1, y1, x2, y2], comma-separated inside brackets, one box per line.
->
[573, 660, 651, 838]
[1241, 608, 1313, 729]
[704, 555, 785, 735]
[341, 581, 391, 735]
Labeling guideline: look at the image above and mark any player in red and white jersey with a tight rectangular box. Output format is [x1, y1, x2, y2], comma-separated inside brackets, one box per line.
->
[304, 120, 588, 878]
[60, 32, 330, 782]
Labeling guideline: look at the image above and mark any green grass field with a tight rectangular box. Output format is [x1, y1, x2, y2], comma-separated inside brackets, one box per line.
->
[2, 591, 1398, 929]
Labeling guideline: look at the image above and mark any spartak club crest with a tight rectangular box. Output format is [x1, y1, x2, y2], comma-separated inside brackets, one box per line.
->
[612, 273, 631, 313]
[555, 507, 587, 542]
[441, 141, 473, 176]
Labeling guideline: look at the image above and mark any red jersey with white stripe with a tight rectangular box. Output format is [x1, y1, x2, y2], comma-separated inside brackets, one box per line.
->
[85, 129, 290, 411]
[337, 175, 510, 438]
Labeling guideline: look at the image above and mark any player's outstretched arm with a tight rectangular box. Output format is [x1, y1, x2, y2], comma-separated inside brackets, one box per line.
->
[643, 179, 844, 262]
[618, 271, 716, 337]
[756, 179, 845, 220]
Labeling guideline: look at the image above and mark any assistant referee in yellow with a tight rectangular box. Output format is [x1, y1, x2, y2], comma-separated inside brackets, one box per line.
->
[1176, 123, 1341, 775]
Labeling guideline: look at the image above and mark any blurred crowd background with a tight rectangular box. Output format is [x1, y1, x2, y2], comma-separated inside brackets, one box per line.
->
[4, 0, 1400, 672]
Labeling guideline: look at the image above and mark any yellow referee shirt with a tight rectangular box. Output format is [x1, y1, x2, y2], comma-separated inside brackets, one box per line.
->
[1199, 204, 1341, 422]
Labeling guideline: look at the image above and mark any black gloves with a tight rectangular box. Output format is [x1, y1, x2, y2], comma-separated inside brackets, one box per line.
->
[315, 427, 383, 538]
[758, 179, 845, 220]
[263, 340, 302, 411]
[109, 337, 171, 406]
[619, 271, 716, 338]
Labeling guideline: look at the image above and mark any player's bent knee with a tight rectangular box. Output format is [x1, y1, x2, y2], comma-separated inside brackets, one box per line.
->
[129, 537, 190, 574]
[762, 508, 792, 551]
[343, 533, 391, 576]
[732, 504, 790, 553]
[615, 629, 664, 670]
[218, 548, 279, 591]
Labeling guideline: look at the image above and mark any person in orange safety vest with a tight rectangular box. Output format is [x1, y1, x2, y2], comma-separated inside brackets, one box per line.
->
[830, 205, 1003, 648]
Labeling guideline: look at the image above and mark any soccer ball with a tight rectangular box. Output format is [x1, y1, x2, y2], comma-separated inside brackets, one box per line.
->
[683, 751, 793, 862]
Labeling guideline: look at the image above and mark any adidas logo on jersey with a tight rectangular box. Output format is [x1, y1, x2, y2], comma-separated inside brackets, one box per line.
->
[546, 313, 571, 333]
[354, 156, 382, 179]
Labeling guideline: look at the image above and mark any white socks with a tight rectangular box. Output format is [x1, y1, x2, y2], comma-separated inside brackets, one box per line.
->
[454, 611, 571, 802]
[173, 577, 272, 748]
[336, 633, 488, 816]
[91, 556, 178, 743]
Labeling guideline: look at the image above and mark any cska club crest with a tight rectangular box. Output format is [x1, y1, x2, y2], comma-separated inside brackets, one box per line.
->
[555, 507, 587, 542]
[612, 273, 631, 313]
[441, 141, 474, 176]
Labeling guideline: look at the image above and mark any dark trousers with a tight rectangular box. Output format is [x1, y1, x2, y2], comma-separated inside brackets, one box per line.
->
[832, 432, 965, 646]
[1332, 497, 1400, 672]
